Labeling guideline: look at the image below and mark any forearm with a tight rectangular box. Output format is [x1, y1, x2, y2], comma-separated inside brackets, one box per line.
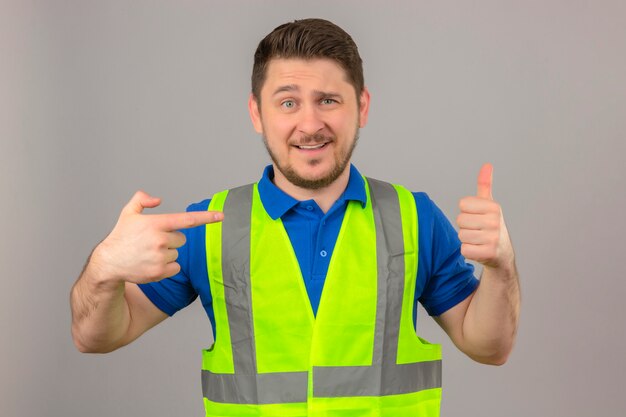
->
[462, 259, 520, 364]
[70, 247, 131, 353]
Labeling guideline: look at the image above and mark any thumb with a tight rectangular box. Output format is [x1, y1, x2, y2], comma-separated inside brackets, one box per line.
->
[476, 163, 493, 200]
[122, 190, 161, 215]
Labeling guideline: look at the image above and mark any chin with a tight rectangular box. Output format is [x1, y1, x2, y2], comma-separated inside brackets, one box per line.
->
[301, 165, 338, 181]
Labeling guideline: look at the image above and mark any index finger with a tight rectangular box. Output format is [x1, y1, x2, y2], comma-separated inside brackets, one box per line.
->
[153, 211, 224, 231]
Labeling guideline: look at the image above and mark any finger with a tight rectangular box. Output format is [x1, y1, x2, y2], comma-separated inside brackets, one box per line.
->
[477, 163, 493, 200]
[458, 229, 489, 245]
[164, 249, 179, 264]
[457, 213, 490, 230]
[155, 210, 224, 231]
[459, 196, 499, 215]
[460, 243, 482, 262]
[166, 230, 187, 249]
[159, 262, 181, 280]
[461, 243, 497, 264]
[122, 190, 161, 216]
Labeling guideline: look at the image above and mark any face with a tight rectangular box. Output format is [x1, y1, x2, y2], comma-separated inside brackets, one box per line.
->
[249, 58, 370, 190]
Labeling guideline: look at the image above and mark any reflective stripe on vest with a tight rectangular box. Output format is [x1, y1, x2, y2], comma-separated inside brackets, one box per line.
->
[202, 177, 442, 414]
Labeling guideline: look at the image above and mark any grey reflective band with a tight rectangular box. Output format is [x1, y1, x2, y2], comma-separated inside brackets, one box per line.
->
[312, 361, 442, 397]
[221, 184, 256, 376]
[202, 369, 308, 404]
[313, 178, 441, 397]
[202, 184, 308, 404]
[203, 179, 441, 405]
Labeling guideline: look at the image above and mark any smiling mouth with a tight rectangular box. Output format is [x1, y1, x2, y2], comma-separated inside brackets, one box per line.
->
[294, 141, 331, 150]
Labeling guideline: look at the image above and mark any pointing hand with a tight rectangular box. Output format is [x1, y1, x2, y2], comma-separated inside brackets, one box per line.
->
[93, 191, 223, 284]
[457, 164, 514, 269]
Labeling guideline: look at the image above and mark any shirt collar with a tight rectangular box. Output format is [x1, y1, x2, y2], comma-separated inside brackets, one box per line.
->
[258, 164, 367, 220]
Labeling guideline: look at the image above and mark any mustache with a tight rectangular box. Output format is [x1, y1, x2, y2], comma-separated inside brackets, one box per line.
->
[296, 133, 335, 145]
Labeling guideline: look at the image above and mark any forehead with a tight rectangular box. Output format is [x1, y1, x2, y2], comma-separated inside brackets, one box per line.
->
[262, 58, 352, 95]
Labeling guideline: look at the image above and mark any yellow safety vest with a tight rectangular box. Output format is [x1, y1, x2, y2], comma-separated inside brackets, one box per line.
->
[202, 177, 442, 416]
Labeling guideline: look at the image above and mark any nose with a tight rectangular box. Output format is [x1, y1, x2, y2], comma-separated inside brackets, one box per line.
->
[296, 104, 325, 136]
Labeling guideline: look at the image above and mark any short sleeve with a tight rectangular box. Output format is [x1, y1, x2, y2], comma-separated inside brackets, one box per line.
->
[414, 192, 479, 316]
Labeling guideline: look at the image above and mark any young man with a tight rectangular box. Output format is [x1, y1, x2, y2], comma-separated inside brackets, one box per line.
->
[71, 18, 519, 416]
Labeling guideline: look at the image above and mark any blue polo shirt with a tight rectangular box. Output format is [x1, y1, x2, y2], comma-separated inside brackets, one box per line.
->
[139, 165, 479, 337]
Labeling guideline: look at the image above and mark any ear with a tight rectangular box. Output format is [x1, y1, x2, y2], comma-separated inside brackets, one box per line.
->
[358, 87, 371, 128]
[248, 93, 263, 134]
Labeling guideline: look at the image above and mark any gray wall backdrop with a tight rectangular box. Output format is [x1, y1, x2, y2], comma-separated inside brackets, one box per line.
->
[2, 0, 625, 416]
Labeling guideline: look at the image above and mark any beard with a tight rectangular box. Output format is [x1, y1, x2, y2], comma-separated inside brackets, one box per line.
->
[263, 129, 360, 190]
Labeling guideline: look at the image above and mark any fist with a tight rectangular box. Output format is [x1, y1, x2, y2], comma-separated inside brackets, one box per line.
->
[457, 164, 513, 269]
[94, 191, 223, 284]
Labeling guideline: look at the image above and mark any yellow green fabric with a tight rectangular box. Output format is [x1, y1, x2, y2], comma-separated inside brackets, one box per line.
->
[202, 180, 441, 416]
[202, 189, 234, 374]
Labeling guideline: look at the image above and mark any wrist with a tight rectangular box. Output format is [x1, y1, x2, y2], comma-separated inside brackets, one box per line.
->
[483, 253, 517, 280]
[84, 244, 126, 290]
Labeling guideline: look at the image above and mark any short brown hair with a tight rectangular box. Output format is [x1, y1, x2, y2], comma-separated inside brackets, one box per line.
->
[251, 18, 364, 102]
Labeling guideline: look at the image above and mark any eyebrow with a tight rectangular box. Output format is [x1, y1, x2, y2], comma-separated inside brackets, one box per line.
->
[272, 84, 299, 96]
[271, 85, 343, 99]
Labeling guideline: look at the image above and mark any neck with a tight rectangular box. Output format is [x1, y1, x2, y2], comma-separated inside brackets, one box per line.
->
[272, 165, 351, 213]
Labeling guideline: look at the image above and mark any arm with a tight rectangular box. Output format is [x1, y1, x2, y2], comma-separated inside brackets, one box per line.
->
[70, 191, 223, 353]
[70, 262, 167, 353]
[435, 164, 520, 365]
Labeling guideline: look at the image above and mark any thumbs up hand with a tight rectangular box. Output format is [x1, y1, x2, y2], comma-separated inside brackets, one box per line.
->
[457, 164, 514, 269]
[92, 191, 224, 284]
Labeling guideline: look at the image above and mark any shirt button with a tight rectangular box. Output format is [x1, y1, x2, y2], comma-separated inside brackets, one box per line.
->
[306, 205, 313, 211]
[320, 250, 328, 257]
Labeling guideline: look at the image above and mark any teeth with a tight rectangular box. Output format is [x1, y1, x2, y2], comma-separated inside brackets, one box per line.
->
[298, 143, 325, 150]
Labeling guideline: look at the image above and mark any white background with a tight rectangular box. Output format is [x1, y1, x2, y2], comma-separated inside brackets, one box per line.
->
[2, 1, 625, 415]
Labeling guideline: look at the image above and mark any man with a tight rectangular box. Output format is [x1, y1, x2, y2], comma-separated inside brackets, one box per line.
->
[71, 18, 519, 416]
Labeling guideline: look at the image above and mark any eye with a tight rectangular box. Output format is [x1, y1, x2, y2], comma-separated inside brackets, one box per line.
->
[321, 98, 337, 105]
[281, 100, 296, 109]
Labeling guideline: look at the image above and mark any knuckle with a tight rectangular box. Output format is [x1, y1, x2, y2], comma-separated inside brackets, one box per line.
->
[488, 201, 501, 213]
[154, 235, 169, 250]
[160, 262, 180, 279]
[149, 250, 166, 266]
